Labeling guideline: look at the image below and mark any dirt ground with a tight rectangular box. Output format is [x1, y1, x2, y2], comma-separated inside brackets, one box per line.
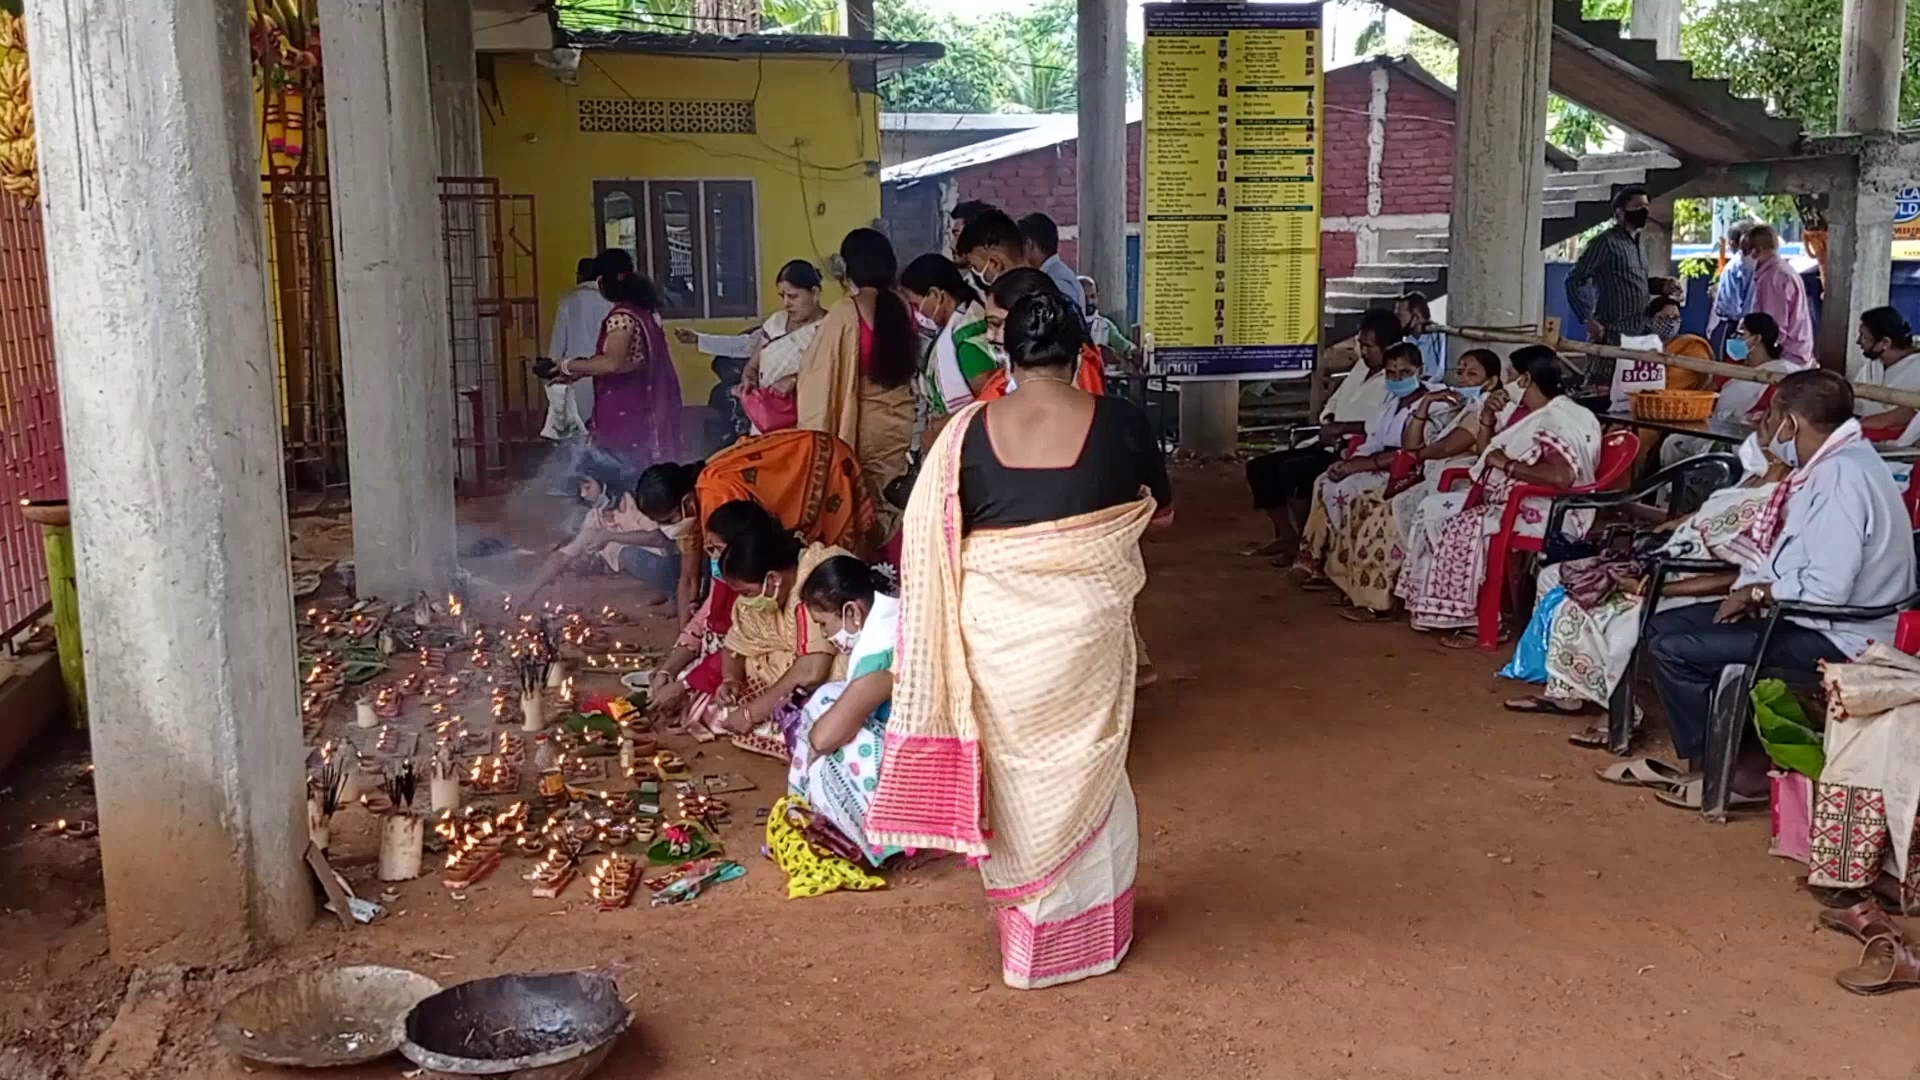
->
[4, 462, 1920, 1080]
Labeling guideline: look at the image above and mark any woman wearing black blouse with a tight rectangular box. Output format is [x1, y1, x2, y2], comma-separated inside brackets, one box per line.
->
[866, 278, 1170, 991]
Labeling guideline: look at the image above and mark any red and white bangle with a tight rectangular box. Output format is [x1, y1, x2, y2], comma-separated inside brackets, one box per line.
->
[559, 358, 577, 376]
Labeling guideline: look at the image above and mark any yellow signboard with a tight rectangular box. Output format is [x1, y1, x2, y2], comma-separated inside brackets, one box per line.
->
[1142, 2, 1323, 379]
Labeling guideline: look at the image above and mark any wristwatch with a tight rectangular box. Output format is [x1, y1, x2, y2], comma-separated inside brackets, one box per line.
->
[1749, 585, 1768, 605]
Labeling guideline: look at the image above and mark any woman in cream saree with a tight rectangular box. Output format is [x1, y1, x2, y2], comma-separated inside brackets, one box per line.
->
[869, 286, 1169, 990]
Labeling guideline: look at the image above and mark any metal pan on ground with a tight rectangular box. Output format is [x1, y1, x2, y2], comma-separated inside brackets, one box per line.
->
[619, 670, 655, 693]
[400, 970, 631, 1080]
[213, 964, 442, 1067]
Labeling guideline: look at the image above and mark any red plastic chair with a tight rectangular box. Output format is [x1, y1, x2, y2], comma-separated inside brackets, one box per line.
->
[1438, 429, 1642, 649]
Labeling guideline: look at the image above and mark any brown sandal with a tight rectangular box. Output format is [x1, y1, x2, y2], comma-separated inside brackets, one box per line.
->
[1819, 899, 1905, 944]
[1836, 934, 1920, 995]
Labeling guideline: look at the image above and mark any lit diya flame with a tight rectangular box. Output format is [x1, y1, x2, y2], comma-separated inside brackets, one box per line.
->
[447, 593, 463, 617]
[560, 676, 575, 705]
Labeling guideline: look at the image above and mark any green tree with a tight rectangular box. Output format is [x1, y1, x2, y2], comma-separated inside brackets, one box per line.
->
[875, 0, 1005, 113]
[1680, 0, 1920, 132]
[762, 0, 839, 34]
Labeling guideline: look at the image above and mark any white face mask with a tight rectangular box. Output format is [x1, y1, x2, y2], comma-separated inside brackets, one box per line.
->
[1769, 417, 1800, 468]
[1736, 432, 1769, 478]
[914, 310, 940, 334]
[830, 628, 858, 652]
[660, 518, 694, 541]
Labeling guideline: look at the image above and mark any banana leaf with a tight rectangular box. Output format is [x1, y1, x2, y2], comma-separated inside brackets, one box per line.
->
[1750, 678, 1824, 779]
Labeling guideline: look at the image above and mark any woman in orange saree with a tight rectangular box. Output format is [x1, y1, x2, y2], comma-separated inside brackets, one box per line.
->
[636, 428, 879, 626]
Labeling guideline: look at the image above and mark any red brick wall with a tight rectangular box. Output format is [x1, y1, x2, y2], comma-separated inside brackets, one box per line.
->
[1319, 64, 1374, 220]
[1377, 73, 1455, 215]
[1321, 231, 1357, 278]
[938, 60, 1456, 278]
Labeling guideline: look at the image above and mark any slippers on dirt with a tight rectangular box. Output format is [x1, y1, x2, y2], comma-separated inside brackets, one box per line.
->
[1504, 695, 1594, 716]
[1652, 778, 1767, 811]
[1595, 758, 1692, 789]
[1801, 877, 1904, 912]
[1298, 576, 1336, 592]
[1439, 630, 1509, 650]
[1819, 899, 1906, 944]
[1836, 935, 1920, 995]
[1339, 607, 1397, 623]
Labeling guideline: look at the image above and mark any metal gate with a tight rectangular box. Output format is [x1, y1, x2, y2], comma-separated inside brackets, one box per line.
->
[440, 177, 543, 493]
[0, 196, 65, 639]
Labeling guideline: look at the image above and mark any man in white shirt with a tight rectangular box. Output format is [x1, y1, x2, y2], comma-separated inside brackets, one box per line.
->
[1017, 212, 1088, 316]
[1242, 310, 1400, 558]
[1645, 370, 1916, 791]
[546, 256, 612, 435]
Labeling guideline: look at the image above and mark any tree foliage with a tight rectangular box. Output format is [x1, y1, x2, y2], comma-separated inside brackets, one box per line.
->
[874, 0, 1140, 114]
[1680, 0, 1920, 133]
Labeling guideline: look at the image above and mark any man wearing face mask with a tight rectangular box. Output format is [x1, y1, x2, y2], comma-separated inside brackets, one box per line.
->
[1743, 224, 1814, 368]
[1566, 187, 1662, 401]
[956, 209, 1089, 324]
[1640, 370, 1916, 810]
[1853, 306, 1920, 442]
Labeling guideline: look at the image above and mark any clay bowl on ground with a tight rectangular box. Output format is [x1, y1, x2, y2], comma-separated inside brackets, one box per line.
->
[399, 970, 631, 1080]
[213, 964, 442, 1067]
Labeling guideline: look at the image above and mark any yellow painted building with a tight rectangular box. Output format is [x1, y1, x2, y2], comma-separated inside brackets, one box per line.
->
[480, 34, 941, 403]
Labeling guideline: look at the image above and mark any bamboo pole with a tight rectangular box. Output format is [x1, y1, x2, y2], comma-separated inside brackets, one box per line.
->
[43, 525, 84, 728]
[1436, 322, 1920, 413]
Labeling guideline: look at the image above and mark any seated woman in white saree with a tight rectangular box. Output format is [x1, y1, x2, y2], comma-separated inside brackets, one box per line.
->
[1320, 348, 1505, 620]
[1504, 434, 1787, 745]
[1397, 345, 1603, 646]
[1297, 342, 1450, 588]
[788, 555, 901, 866]
[868, 288, 1172, 990]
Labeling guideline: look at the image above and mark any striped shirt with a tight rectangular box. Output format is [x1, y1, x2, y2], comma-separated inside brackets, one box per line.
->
[1565, 224, 1652, 340]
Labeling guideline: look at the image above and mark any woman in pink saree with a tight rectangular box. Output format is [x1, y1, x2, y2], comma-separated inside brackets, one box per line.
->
[556, 248, 683, 470]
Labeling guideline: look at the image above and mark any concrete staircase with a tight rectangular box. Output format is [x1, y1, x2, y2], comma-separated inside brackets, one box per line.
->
[1324, 149, 1685, 333]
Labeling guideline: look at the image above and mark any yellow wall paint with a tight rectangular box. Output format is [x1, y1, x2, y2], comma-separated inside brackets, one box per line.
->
[482, 52, 881, 404]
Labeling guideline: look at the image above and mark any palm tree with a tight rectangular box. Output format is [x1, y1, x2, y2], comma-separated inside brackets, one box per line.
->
[762, 0, 840, 34]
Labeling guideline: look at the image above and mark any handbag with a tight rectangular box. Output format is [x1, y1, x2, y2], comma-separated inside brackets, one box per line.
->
[736, 385, 797, 433]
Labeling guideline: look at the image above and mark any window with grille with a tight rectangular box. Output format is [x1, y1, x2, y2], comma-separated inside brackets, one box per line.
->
[592, 179, 759, 320]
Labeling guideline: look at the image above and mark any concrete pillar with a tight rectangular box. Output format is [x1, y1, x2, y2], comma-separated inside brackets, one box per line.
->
[1642, 195, 1674, 277]
[424, 0, 482, 175]
[1821, 0, 1905, 371]
[1821, 145, 1903, 375]
[25, 0, 313, 963]
[323, 0, 458, 599]
[1077, 0, 1129, 328]
[424, 0, 493, 485]
[1629, 0, 1680, 59]
[1179, 383, 1240, 457]
[1837, 0, 1907, 134]
[1447, 0, 1553, 350]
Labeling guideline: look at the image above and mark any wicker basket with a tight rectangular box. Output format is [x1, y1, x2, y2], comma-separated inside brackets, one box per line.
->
[1629, 388, 1718, 422]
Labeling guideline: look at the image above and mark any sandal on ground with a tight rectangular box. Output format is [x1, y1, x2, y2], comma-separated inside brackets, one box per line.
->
[1241, 539, 1293, 558]
[1339, 607, 1397, 623]
[1836, 935, 1920, 996]
[1504, 695, 1595, 716]
[1439, 629, 1510, 650]
[1652, 777, 1766, 811]
[1595, 758, 1692, 789]
[1820, 899, 1906, 944]
[1801, 877, 1904, 912]
[1569, 713, 1643, 749]
[1298, 575, 1336, 592]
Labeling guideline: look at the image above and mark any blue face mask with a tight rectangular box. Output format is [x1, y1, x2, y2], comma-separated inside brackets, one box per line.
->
[1458, 384, 1485, 402]
[1384, 376, 1420, 399]
[708, 556, 722, 580]
[1725, 337, 1750, 361]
